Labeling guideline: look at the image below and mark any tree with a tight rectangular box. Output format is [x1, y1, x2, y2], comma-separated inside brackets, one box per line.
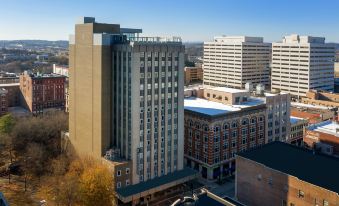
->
[0, 114, 15, 184]
[0, 114, 15, 134]
[38, 172, 80, 206]
[38, 157, 116, 206]
[79, 161, 116, 206]
[26, 142, 47, 180]
[11, 111, 68, 158]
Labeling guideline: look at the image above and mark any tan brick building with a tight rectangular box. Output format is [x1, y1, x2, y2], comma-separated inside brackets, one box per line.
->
[69, 17, 196, 205]
[301, 90, 339, 107]
[20, 71, 66, 114]
[304, 120, 339, 157]
[184, 66, 203, 85]
[291, 103, 335, 124]
[236, 142, 339, 206]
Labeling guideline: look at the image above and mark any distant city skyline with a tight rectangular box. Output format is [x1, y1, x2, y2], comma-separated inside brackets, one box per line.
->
[1, 0, 339, 42]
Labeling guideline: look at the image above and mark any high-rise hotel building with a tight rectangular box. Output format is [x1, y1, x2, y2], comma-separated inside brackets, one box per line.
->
[69, 17, 196, 204]
[271, 34, 335, 98]
[203, 36, 271, 89]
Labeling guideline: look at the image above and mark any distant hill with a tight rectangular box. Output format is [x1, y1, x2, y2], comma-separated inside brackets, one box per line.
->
[0, 40, 68, 50]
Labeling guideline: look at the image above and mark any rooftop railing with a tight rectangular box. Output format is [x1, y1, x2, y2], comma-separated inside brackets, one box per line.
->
[129, 36, 182, 43]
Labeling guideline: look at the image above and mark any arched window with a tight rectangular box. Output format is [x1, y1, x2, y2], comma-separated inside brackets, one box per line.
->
[259, 116, 264, 122]
[189, 120, 193, 127]
[232, 121, 238, 128]
[195, 122, 201, 129]
[214, 125, 220, 133]
[251, 117, 257, 124]
[223, 123, 229, 130]
[242, 118, 249, 126]
[203, 125, 209, 132]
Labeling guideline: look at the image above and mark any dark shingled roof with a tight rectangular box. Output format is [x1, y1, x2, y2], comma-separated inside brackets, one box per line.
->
[117, 168, 197, 198]
[238, 141, 339, 194]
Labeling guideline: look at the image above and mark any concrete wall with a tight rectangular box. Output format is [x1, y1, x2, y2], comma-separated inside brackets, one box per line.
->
[69, 23, 117, 158]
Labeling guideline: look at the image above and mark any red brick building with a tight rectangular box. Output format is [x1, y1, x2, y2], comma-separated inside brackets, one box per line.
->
[0, 88, 8, 116]
[236, 142, 339, 206]
[20, 72, 66, 114]
[184, 96, 266, 180]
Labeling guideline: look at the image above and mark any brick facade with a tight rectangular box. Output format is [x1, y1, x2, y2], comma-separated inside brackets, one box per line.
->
[304, 129, 339, 156]
[0, 89, 8, 116]
[20, 72, 66, 114]
[236, 156, 339, 206]
[184, 105, 266, 180]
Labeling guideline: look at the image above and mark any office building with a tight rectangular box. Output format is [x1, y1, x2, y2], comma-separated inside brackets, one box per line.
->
[203, 36, 271, 89]
[184, 86, 289, 179]
[271, 34, 335, 98]
[236, 142, 339, 206]
[304, 119, 339, 157]
[265, 91, 291, 143]
[69, 17, 196, 205]
[20, 71, 66, 114]
[184, 66, 203, 85]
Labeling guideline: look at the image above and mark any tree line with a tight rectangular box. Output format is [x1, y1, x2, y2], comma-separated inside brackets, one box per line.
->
[0, 112, 116, 206]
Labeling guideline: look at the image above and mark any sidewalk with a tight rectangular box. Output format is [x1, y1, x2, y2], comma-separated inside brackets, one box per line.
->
[197, 177, 235, 198]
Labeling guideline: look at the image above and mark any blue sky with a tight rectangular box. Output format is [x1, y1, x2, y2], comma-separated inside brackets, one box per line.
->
[1, 0, 339, 42]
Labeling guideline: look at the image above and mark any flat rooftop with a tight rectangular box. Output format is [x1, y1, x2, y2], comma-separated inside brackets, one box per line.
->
[0, 83, 19, 87]
[213, 36, 264, 43]
[30, 73, 66, 78]
[195, 193, 245, 206]
[238, 141, 339, 193]
[184, 97, 265, 116]
[308, 120, 339, 137]
[290, 116, 306, 124]
[206, 87, 248, 94]
[117, 168, 197, 202]
[292, 102, 333, 110]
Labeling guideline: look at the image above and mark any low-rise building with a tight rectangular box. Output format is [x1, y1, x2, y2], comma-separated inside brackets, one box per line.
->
[0, 72, 19, 84]
[335, 62, 339, 75]
[291, 102, 335, 124]
[20, 71, 66, 114]
[184, 86, 290, 180]
[304, 120, 339, 157]
[301, 90, 339, 107]
[184, 66, 203, 85]
[236, 142, 339, 206]
[289, 116, 308, 146]
[0, 88, 8, 116]
[0, 83, 20, 107]
[53, 64, 69, 77]
[103, 148, 132, 190]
